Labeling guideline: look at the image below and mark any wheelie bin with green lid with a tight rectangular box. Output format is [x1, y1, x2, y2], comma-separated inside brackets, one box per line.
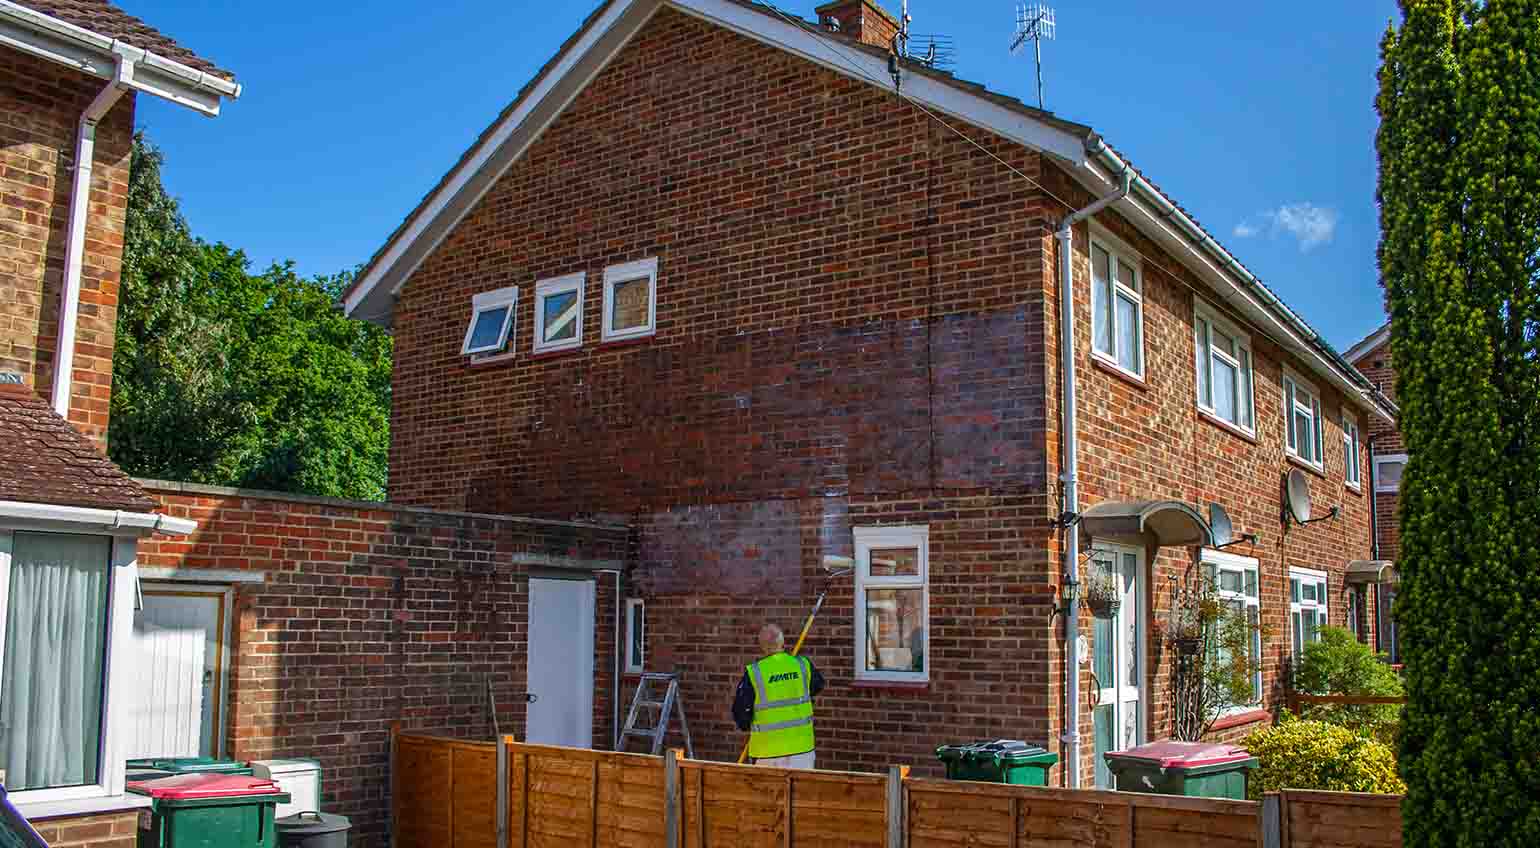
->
[128, 773, 290, 848]
[936, 740, 1059, 786]
[1102, 741, 1257, 799]
[129, 757, 253, 776]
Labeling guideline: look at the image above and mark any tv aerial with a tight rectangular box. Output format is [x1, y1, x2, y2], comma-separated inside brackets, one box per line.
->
[1010, 2, 1056, 110]
[1282, 468, 1340, 528]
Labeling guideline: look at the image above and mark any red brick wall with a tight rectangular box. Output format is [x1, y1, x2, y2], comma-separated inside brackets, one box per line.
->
[0, 45, 134, 446]
[815, 0, 901, 49]
[1351, 337, 1403, 561]
[136, 481, 628, 846]
[26, 810, 137, 848]
[1039, 164, 1378, 783]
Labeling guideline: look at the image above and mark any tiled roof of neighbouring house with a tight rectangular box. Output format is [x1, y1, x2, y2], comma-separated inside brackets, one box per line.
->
[9, 0, 233, 78]
[0, 382, 157, 512]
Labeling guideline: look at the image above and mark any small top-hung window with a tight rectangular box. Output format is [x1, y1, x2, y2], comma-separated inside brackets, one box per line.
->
[461, 286, 519, 357]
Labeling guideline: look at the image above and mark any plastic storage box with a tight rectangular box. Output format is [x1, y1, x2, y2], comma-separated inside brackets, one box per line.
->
[129, 773, 290, 848]
[936, 740, 1059, 786]
[252, 760, 322, 819]
[1102, 741, 1258, 799]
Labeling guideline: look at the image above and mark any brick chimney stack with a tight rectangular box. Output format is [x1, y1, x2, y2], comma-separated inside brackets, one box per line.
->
[815, 0, 901, 50]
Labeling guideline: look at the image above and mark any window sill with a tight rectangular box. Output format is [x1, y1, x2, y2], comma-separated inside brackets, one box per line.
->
[1210, 708, 1269, 732]
[1196, 408, 1258, 445]
[1090, 355, 1147, 391]
[15, 793, 152, 821]
[1345, 482, 1364, 497]
[850, 679, 930, 693]
[596, 334, 655, 352]
[466, 351, 518, 369]
[1285, 454, 1327, 479]
[529, 345, 583, 362]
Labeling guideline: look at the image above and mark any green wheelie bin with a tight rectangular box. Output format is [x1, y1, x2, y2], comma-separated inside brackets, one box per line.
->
[1102, 741, 1257, 800]
[128, 757, 254, 777]
[936, 740, 1059, 786]
[128, 773, 290, 848]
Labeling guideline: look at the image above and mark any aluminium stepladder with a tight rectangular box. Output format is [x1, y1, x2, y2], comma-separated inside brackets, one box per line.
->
[619, 672, 694, 757]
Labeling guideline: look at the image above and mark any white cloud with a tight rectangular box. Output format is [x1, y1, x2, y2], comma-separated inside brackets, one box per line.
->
[1232, 203, 1339, 251]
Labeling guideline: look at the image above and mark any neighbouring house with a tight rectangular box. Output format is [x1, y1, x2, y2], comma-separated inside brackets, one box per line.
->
[0, 0, 238, 842]
[341, 0, 1398, 790]
[1345, 321, 1403, 664]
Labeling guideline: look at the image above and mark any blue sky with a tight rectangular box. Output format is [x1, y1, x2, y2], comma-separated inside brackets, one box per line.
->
[131, 0, 1398, 350]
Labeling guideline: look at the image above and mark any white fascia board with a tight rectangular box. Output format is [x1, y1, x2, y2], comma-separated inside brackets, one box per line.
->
[343, 0, 1089, 325]
[0, 500, 197, 536]
[1073, 160, 1390, 422]
[0, 0, 240, 116]
[1344, 323, 1391, 364]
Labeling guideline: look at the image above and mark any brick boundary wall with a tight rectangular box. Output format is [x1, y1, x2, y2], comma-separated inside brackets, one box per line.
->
[26, 810, 138, 848]
[134, 480, 630, 846]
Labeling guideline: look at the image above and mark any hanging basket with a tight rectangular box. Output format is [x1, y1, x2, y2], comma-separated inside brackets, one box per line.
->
[1174, 635, 1202, 657]
[1081, 571, 1120, 619]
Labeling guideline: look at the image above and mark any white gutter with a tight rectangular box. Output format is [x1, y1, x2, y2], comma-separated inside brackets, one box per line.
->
[0, 499, 198, 536]
[51, 57, 132, 418]
[1056, 168, 1131, 788]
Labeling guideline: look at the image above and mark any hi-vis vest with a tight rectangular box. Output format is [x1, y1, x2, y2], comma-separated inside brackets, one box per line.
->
[747, 652, 815, 759]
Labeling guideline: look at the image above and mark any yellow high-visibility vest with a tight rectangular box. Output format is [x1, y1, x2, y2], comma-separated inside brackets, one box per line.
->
[747, 652, 815, 760]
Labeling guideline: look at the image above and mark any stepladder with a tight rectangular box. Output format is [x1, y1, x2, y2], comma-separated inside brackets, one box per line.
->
[620, 672, 694, 757]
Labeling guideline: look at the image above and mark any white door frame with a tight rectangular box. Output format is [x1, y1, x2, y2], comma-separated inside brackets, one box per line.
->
[526, 573, 596, 748]
[1089, 541, 1147, 786]
[139, 582, 233, 758]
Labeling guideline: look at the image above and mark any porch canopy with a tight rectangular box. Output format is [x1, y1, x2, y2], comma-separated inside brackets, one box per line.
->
[1347, 560, 1399, 584]
[1079, 500, 1213, 548]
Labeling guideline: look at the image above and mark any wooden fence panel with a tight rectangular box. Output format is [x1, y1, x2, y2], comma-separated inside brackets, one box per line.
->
[1282, 790, 1403, 848]
[394, 731, 501, 848]
[454, 743, 502, 848]
[505, 740, 667, 848]
[678, 759, 887, 848]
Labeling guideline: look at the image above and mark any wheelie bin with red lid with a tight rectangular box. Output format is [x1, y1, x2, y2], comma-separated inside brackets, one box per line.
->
[1102, 740, 1257, 799]
[128, 773, 290, 848]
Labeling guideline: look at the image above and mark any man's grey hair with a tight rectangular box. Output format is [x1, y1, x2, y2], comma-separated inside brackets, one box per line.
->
[759, 622, 785, 654]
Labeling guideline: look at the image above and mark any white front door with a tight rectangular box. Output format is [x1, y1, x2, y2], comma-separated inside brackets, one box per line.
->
[1090, 544, 1145, 789]
[126, 586, 229, 759]
[525, 576, 595, 748]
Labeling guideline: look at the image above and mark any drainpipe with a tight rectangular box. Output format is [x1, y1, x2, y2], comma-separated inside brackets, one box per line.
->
[1055, 167, 1131, 788]
[51, 56, 134, 419]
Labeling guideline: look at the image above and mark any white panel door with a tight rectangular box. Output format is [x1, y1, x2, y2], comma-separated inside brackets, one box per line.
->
[525, 577, 595, 748]
[127, 589, 225, 759]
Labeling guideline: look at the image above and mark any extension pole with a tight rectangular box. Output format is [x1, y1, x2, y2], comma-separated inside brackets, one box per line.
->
[736, 590, 830, 764]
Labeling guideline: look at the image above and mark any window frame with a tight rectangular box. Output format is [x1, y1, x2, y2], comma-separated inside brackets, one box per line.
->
[852, 525, 930, 684]
[1343, 414, 1362, 490]
[1289, 565, 1330, 659]
[1193, 300, 1257, 435]
[624, 598, 644, 674]
[1375, 453, 1408, 494]
[0, 528, 137, 807]
[601, 258, 658, 343]
[460, 285, 519, 358]
[532, 273, 586, 354]
[1089, 233, 1145, 379]
[1282, 370, 1326, 471]
[1204, 548, 1262, 714]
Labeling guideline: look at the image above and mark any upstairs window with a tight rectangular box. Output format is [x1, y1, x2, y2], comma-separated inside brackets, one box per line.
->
[1376, 454, 1407, 493]
[1343, 415, 1362, 489]
[853, 526, 929, 683]
[461, 286, 518, 358]
[1283, 372, 1325, 470]
[602, 258, 658, 342]
[533, 273, 585, 354]
[1090, 239, 1143, 377]
[1289, 566, 1329, 658]
[1195, 302, 1256, 433]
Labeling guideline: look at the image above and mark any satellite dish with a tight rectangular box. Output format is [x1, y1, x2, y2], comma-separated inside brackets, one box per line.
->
[1285, 469, 1313, 524]
[1209, 503, 1235, 547]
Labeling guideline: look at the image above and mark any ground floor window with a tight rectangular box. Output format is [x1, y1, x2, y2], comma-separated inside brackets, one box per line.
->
[0, 532, 114, 793]
[1289, 566, 1329, 658]
[1206, 549, 1261, 710]
[853, 526, 928, 682]
[625, 598, 645, 674]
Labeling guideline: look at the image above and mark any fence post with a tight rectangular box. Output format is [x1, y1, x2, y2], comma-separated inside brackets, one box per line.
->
[496, 737, 509, 848]
[1262, 792, 1283, 848]
[664, 748, 679, 848]
[886, 766, 905, 848]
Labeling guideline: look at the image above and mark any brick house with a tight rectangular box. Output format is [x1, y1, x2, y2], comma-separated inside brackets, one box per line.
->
[1345, 321, 1403, 663]
[341, 0, 1398, 789]
[0, 1, 238, 843]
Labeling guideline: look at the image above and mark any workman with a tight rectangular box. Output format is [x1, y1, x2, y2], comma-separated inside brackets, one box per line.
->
[732, 622, 825, 768]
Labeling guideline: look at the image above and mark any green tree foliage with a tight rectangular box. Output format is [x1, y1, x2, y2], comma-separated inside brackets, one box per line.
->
[1377, 1, 1540, 844]
[111, 136, 391, 500]
[1295, 626, 1403, 744]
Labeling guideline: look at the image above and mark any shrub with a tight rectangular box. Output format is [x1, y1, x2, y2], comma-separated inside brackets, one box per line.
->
[1294, 626, 1403, 744]
[1243, 717, 1406, 800]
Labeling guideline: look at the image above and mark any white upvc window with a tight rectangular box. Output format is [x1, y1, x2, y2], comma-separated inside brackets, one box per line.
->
[460, 286, 519, 357]
[1282, 371, 1325, 470]
[1205, 549, 1262, 710]
[601, 258, 658, 342]
[0, 530, 137, 805]
[1090, 237, 1144, 378]
[1375, 453, 1408, 493]
[1194, 301, 1256, 433]
[532, 273, 585, 354]
[1343, 415, 1362, 489]
[853, 525, 929, 683]
[1289, 566, 1329, 658]
[624, 598, 644, 674]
